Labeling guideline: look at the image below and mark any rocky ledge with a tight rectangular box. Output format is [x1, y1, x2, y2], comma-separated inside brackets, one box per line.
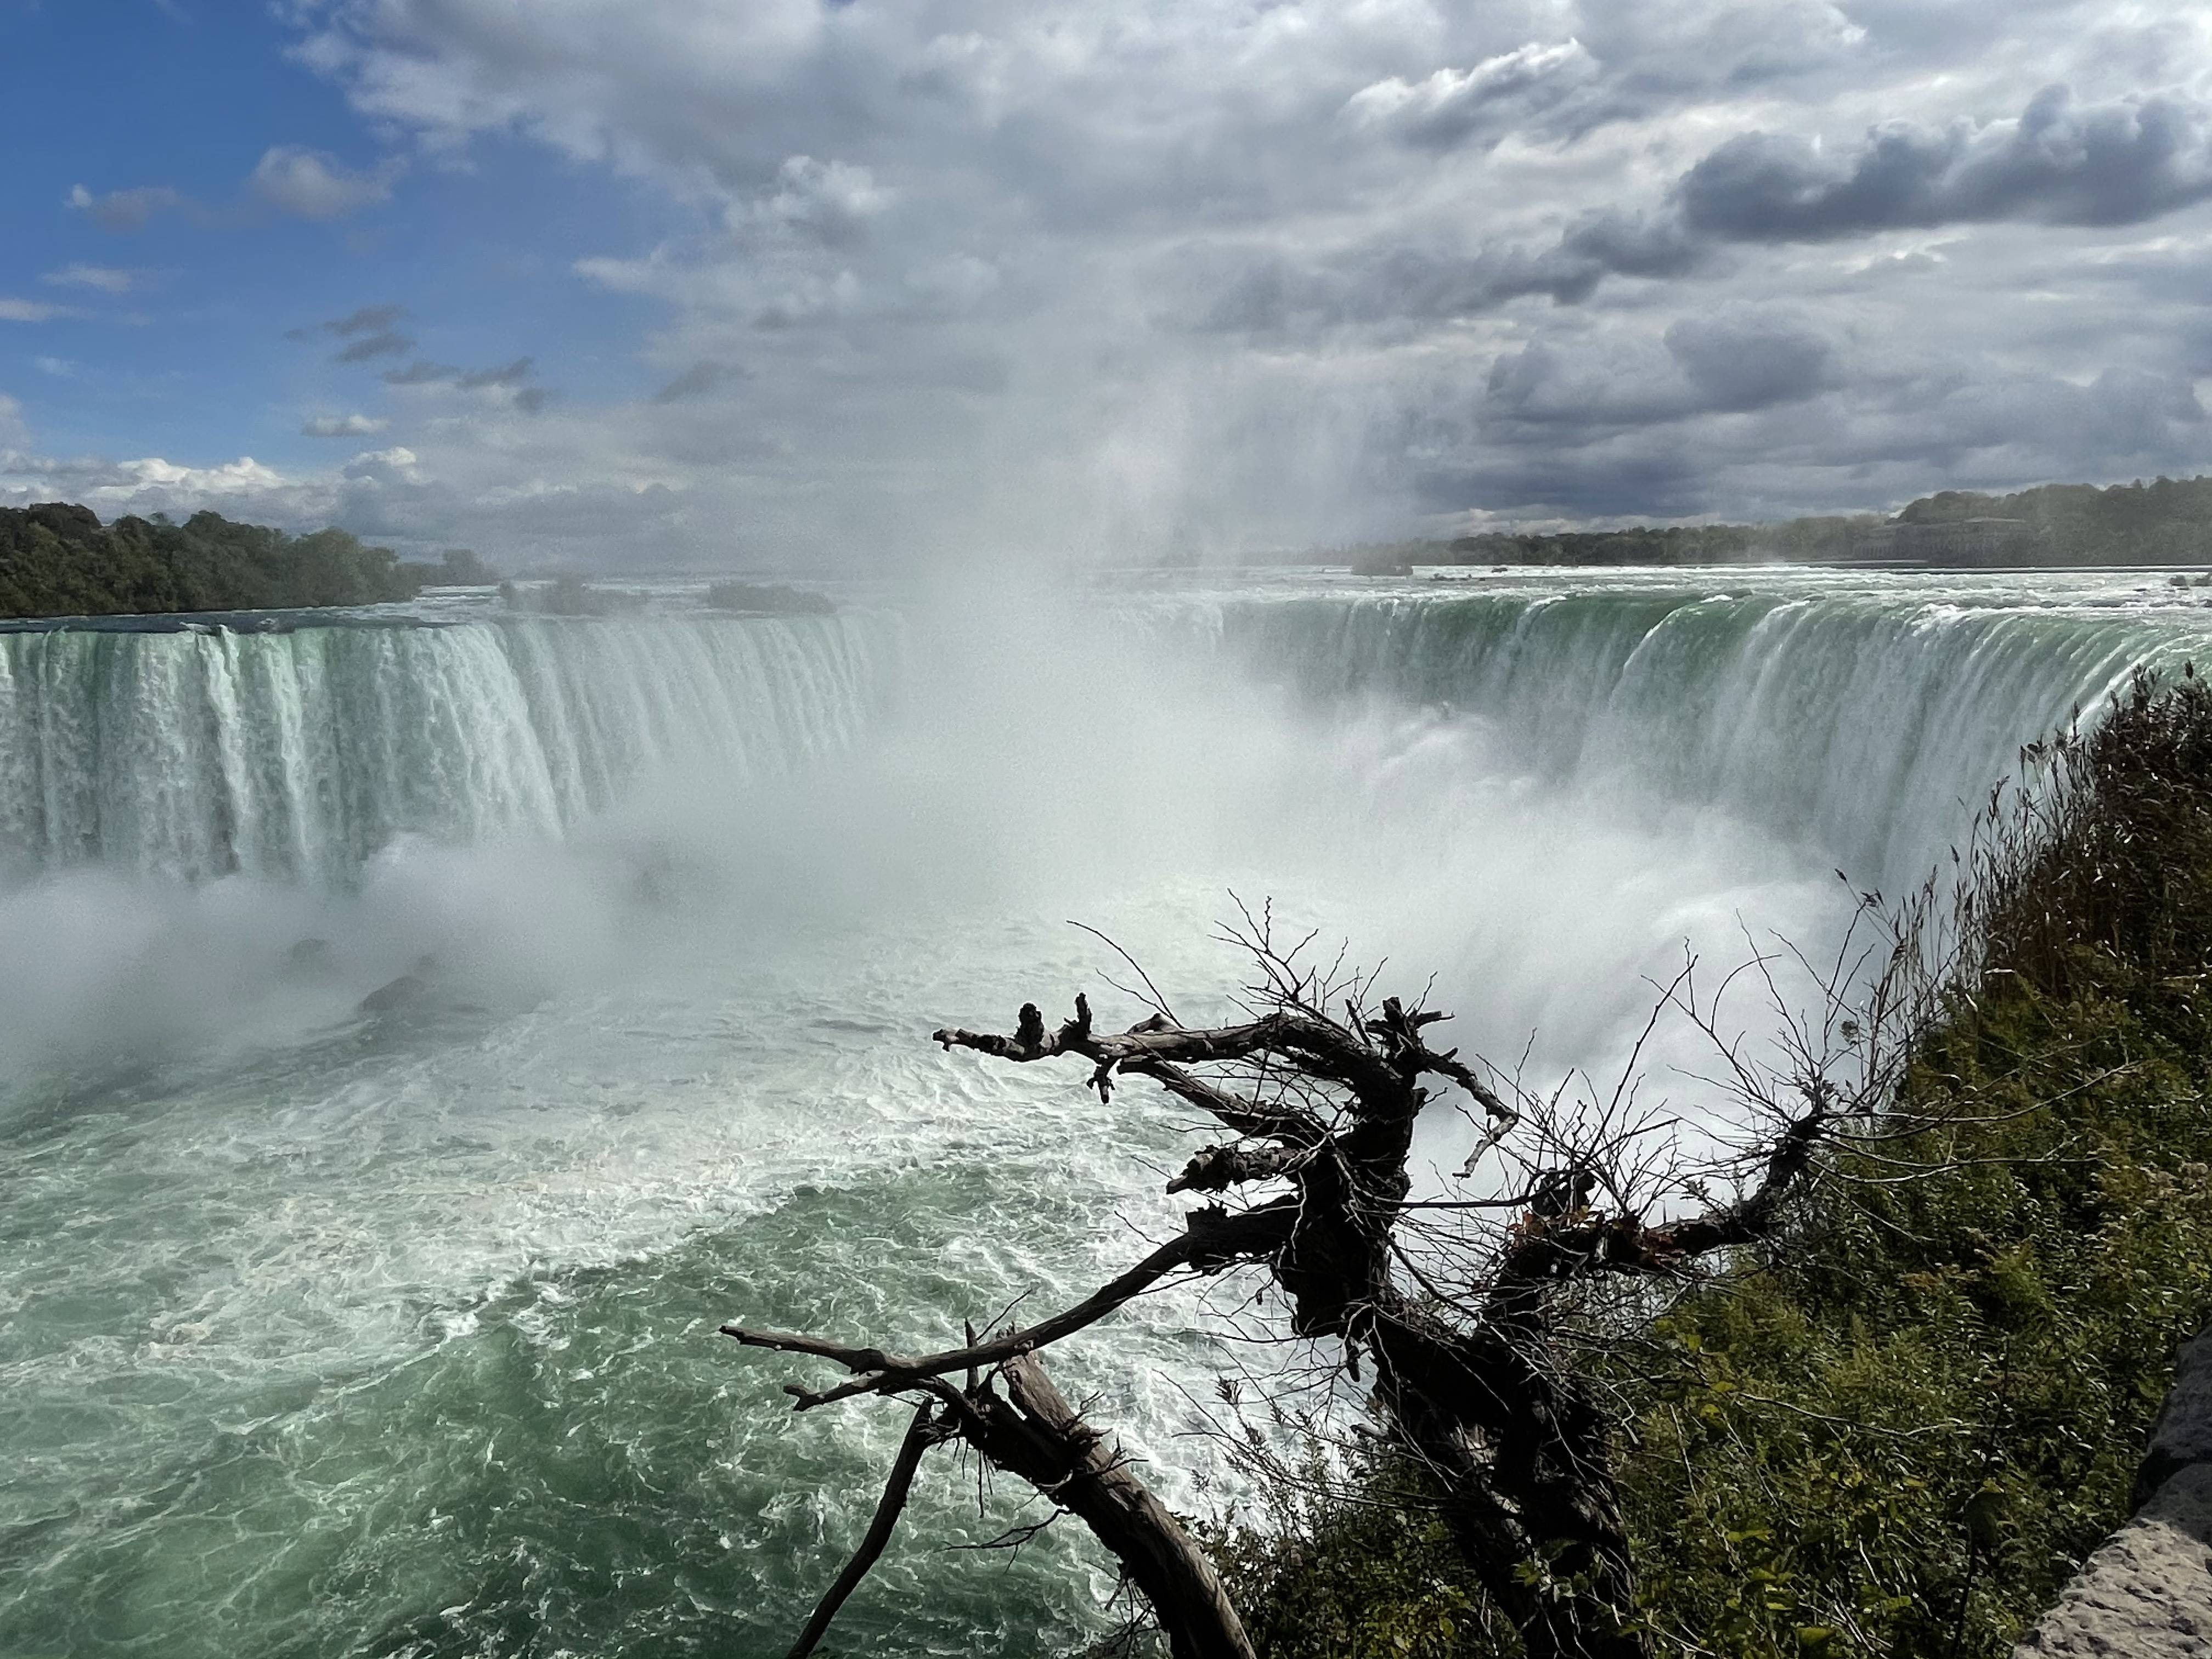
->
[2014, 1323, 2212, 1657]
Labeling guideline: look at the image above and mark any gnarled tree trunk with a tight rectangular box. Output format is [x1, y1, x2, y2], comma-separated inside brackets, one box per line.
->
[723, 915, 1881, 1657]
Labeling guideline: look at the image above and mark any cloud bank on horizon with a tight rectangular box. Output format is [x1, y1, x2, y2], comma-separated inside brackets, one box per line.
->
[3, 0, 2212, 566]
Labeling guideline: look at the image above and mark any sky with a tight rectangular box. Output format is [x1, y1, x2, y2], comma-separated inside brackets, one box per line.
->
[3, 1, 2212, 568]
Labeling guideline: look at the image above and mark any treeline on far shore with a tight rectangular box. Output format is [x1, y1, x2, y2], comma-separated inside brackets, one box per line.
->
[0, 501, 495, 622]
[1338, 472, 2212, 571]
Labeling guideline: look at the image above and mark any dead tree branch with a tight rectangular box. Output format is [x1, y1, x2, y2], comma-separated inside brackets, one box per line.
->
[726, 902, 1919, 1659]
[723, 1201, 1295, 1409]
[785, 1401, 943, 1659]
[729, 1328, 1255, 1658]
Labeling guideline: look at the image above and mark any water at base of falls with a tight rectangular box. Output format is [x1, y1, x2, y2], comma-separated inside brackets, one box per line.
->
[5, 568, 2212, 1658]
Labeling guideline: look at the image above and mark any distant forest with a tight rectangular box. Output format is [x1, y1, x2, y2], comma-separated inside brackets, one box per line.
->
[9, 473, 2212, 621]
[1343, 472, 2212, 570]
[0, 501, 495, 622]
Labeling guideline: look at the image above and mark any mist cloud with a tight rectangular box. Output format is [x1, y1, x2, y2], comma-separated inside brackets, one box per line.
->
[382, 360, 462, 385]
[290, 304, 405, 341]
[0, 299, 78, 324]
[458, 358, 534, 390]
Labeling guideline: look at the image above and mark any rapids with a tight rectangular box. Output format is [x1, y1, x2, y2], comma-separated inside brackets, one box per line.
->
[4, 567, 2211, 1657]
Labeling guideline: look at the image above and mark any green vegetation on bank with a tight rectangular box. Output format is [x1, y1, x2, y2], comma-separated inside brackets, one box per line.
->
[701, 579, 834, 615]
[1211, 672, 2212, 1657]
[0, 501, 495, 621]
[0, 498, 839, 624]
[1322, 472, 2212, 569]
[1898, 473, 2212, 557]
[1441, 517, 1865, 567]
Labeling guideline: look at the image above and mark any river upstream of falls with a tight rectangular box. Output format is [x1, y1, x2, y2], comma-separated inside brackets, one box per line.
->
[5, 567, 2212, 1658]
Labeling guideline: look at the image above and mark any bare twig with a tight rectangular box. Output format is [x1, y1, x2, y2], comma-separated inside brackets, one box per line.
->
[785, 1401, 943, 1658]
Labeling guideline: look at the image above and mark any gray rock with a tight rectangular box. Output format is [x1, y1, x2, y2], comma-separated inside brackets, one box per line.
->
[356, 953, 441, 1016]
[2013, 1465, 2212, 1657]
[2138, 1326, 2212, 1505]
[2015, 1319, 2212, 1659]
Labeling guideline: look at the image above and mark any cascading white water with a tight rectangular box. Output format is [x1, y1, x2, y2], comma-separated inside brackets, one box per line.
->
[0, 612, 896, 885]
[1188, 573, 2212, 891]
[7, 575, 2204, 893]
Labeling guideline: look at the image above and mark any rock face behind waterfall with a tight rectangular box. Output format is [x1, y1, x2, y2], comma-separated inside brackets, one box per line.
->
[2014, 1327, 2212, 1654]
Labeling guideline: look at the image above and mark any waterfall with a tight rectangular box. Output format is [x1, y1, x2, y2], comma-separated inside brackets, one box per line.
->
[4, 577, 2208, 896]
[1200, 583, 2212, 888]
[0, 612, 898, 885]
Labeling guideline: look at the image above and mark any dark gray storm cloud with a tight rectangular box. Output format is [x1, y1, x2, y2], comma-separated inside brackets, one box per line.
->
[1227, 82, 2212, 342]
[1676, 85, 2212, 240]
[1663, 313, 1835, 412]
[1201, 205, 1714, 337]
[1415, 447, 1713, 522]
[1200, 243, 1602, 332]
[1555, 211, 1705, 281]
[1477, 309, 1834, 433]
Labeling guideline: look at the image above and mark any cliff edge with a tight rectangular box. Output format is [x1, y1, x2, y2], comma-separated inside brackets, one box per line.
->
[2014, 1323, 2212, 1657]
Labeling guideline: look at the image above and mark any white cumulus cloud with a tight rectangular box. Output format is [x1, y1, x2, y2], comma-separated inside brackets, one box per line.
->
[1343, 40, 1602, 150]
[343, 445, 424, 483]
[249, 146, 405, 221]
[111, 456, 295, 494]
